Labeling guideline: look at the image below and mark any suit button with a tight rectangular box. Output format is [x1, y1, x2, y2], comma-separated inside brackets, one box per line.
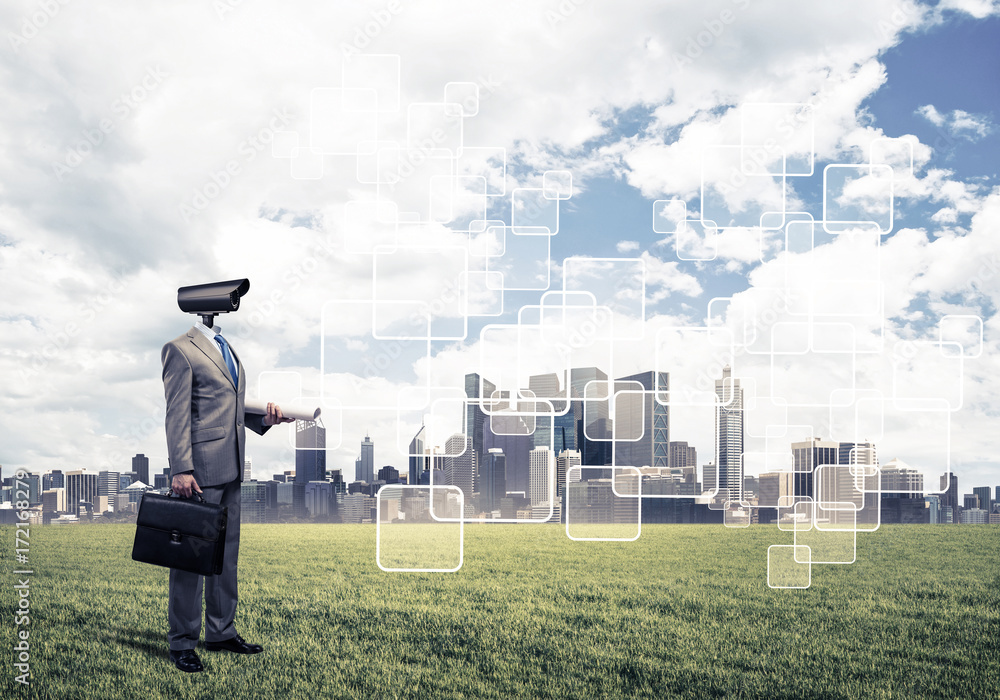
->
[238, 421, 243, 427]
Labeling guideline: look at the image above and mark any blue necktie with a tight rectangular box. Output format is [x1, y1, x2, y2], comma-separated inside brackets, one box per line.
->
[214, 334, 239, 388]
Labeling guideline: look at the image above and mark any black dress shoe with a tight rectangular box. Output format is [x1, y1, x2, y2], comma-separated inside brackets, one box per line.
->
[169, 648, 204, 673]
[204, 634, 263, 654]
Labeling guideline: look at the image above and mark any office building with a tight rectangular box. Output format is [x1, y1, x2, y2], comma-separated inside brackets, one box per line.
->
[356, 434, 374, 483]
[555, 449, 581, 501]
[244, 457, 253, 481]
[295, 420, 327, 483]
[465, 372, 497, 469]
[716, 366, 744, 501]
[571, 367, 611, 467]
[972, 487, 992, 516]
[65, 470, 99, 517]
[377, 466, 399, 483]
[132, 454, 149, 487]
[44, 469, 65, 491]
[925, 495, 940, 524]
[241, 480, 268, 523]
[98, 470, 120, 499]
[960, 508, 987, 524]
[613, 371, 670, 470]
[443, 433, 475, 499]
[791, 438, 838, 500]
[277, 481, 307, 518]
[304, 481, 336, 519]
[481, 448, 506, 513]
[529, 446, 553, 506]
[939, 473, 960, 522]
[880, 458, 924, 497]
[408, 424, 428, 487]
[670, 442, 697, 470]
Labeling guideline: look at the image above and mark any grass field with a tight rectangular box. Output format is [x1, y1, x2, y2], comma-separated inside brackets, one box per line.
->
[2, 524, 998, 699]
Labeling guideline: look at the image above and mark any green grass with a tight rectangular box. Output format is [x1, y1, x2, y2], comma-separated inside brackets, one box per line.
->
[2, 524, 998, 699]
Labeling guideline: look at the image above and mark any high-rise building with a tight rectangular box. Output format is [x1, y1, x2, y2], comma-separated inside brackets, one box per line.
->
[465, 373, 497, 470]
[939, 473, 960, 522]
[555, 449, 581, 502]
[837, 442, 877, 468]
[132, 454, 149, 486]
[791, 438, 838, 500]
[963, 493, 980, 511]
[44, 469, 65, 491]
[480, 448, 506, 513]
[304, 481, 336, 519]
[613, 371, 670, 470]
[443, 433, 475, 500]
[244, 457, 253, 481]
[65, 470, 99, 517]
[295, 420, 327, 484]
[529, 446, 553, 506]
[571, 367, 611, 466]
[925, 495, 940, 524]
[880, 458, 924, 497]
[716, 366, 745, 501]
[758, 470, 795, 508]
[98, 471, 120, 499]
[17, 472, 41, 506]
[669, 442, 697, 470]
[241, 480, 268, 523]
[377, 466, 399, 483]
[408, 424, 428, 487]
[972, 487, 992, 516]
[527, 372, 565, 453]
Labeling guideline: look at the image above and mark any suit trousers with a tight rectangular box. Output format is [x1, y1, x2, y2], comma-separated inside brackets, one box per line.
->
[168, 478, 242, 650]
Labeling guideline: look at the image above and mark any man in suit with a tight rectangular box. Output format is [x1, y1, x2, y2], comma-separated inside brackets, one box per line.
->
[162, 319, 293, 673]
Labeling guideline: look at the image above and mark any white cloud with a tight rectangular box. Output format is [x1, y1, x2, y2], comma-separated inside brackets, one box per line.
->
[916, 104, 994, 140]
[616, 240, 640, 253]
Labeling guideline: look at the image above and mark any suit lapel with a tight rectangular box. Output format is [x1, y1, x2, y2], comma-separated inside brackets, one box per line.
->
[187, 330, 237, 390]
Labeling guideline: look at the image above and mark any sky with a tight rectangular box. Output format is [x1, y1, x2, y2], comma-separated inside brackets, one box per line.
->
[1, 0, 999, 496]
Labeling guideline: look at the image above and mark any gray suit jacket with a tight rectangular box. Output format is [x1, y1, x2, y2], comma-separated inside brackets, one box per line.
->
[162, 328, 269, 488]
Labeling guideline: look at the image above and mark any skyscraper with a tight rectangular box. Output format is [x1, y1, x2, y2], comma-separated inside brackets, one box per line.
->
[244, 457, 253, 481]
[357, 434, 374, 483]
[132, 454, 149, 487]
[790, 437, 839, 500]
[481, 448, 506, 513]
[715, 365, 744, 501]
[972, 487, 992, 515]
[527, 372, 564, 452]
[529, 446, 553, 506]
[98, 471, 120, 499]
[408, 424, 428, 487]
[443, 433, 475, 500]
[555, 449, 581, 502]
[613, 371, 670, 470]
[465, 372, 497, 471]
[571, 367, 611, 466]
[939, 473, 959, 522]
[65, 470, 99, 517]
[669, 441, 697, 470]
[295, 420, 327, 483]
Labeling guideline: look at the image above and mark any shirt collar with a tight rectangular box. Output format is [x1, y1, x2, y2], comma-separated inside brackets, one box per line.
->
[193, 320, 222, 343]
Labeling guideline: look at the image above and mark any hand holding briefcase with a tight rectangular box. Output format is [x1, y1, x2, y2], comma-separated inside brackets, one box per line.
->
[131, 490, 228, 576]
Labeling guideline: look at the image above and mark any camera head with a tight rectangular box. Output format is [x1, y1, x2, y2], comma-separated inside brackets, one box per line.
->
[177, 278, 250, 328]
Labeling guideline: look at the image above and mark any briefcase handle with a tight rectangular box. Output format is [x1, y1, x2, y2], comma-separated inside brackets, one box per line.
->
[166, 489, 207, 504]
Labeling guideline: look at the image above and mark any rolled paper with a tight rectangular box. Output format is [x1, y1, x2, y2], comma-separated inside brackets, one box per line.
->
[245, 399, 321, 422]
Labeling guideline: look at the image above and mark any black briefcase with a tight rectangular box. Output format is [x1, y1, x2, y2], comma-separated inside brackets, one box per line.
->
[131, 491, 227, 576]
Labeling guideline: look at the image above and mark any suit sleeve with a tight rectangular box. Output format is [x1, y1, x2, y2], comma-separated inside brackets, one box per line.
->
[245, 410, 270, 437]
[162, 342, 195, 477]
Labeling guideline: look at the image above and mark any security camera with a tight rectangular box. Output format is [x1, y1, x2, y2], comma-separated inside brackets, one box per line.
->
[177, 278, 250, 327]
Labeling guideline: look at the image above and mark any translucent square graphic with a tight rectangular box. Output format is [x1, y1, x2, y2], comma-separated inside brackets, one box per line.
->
[823, 164, 893, 234]
[768, 545, 811, 589]
[795, 502, 856, 564]
[724, 501, 752, 528]
[377, 485, 463, 573]
[652, 198, 686, 234]
[777, 497, 813, 532]
[565, 466, 641, 541]
[675, 219, 719, 261]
